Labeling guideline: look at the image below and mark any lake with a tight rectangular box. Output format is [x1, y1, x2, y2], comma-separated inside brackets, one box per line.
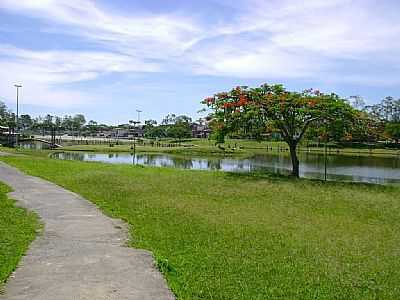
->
[51, 151, 400, 185]
[20, 140, 52, 150]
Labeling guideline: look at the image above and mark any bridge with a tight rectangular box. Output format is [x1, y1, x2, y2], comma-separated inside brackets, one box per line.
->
[20, 138, 63, 148]
[0, 135, 62, 148]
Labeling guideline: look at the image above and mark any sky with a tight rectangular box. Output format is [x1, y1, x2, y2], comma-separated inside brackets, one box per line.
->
[0, 0, 399, 124]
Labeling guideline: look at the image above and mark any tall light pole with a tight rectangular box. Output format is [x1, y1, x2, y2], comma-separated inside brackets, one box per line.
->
[136, 110, 142, 123]
[14, 84, 22, 148]
[323, 115, 329, 182]
[129, 120, 140, 165]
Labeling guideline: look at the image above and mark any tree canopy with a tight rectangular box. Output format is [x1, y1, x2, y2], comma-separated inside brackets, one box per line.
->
[203, 84, 356, 177]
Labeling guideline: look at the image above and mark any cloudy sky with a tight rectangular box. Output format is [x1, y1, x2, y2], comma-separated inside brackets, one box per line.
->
[0, 0, 399, 124]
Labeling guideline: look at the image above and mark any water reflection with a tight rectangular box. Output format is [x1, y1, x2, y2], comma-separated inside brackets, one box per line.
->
[51, 151, 400, 184]
[19, 141, 51, 150]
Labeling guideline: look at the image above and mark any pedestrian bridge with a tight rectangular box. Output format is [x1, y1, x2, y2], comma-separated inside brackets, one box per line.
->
[0, 135, 62, 148]
[21, 138, 62, 148]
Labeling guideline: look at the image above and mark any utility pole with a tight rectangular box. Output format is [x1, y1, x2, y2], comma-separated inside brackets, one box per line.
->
[14, 84, 22, 148]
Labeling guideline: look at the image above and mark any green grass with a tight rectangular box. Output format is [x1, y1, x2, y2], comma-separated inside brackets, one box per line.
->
[60, 140, 249, 157]
[1, 155, 400, 299]
[57, 139, 290, 159]
[0, 182, 40, 287]
[57, 138, 400, 158]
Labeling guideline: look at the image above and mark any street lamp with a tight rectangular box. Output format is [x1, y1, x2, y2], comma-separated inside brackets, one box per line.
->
[323, 114, 330, 182]
[129, 120, 140, 165]
[128, 110, 143, 165]
[136, 110, 142, 123]
[14, 84, 22, 148]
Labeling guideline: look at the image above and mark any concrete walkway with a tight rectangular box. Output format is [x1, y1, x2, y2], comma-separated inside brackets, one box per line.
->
[0, 161, 174, 300]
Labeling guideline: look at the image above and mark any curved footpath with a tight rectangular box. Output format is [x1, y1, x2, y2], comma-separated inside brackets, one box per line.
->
[0, 159, 174, 300]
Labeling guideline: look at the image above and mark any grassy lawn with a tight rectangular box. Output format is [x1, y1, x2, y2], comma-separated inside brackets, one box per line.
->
[0, 182, 40, 286]
[57, 138, 400, 158]
[60, 138, 254, 157]
[1, 154, 400, 299]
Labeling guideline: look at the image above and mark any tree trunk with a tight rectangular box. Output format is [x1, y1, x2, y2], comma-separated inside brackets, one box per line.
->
[289, 143, 299, 178]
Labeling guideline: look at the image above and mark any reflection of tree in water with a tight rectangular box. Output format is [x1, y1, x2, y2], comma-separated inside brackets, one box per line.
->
[21, 141, 50, 150]
[138, 154, 159, 166]
[234, 160, 247, 170]
[394, 158, 399, 169]
[207, 159, 222, 170]
[248, 154, 291, 173]
[302, 152, 400, 169]
[171, 156, 193, 169]
[222, 158, 247, 171]
[60, 152, 85, 161]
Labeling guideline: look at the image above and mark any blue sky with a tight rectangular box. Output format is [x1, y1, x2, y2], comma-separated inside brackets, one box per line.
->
[0, 0, 399, 124]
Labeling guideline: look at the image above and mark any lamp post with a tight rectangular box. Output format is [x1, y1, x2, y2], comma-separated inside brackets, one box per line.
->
[324, 137, 328, 181]
[323, 115, 329, 182]
[129, 119, 140, 165]
[136, 110, 142, 123]
[14, 84, 22, 148]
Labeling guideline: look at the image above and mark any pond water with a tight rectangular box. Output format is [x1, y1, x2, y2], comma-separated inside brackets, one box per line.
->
[20, 141, 51, 150]
[51, 151, 400, 185]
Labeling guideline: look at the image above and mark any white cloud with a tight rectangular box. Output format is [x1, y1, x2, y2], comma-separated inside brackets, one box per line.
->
[0, 44, 162, 108]
[0, 0, 203, 108]
[0, 44, 162, 83]
[184, 0, 400, 80]
[184, 35, 325, 79]
[0, 74, 92, 109]
[0, 0, 201, 57]
[2, 0, 399, 78]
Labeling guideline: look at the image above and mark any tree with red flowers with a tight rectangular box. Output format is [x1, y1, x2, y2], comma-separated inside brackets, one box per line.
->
[202, 84, 355, 177]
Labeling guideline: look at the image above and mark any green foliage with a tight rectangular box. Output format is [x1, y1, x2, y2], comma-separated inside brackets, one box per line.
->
[72, 114, 86, 129]
[166, 123, 191, 140]
[144, 126, 166, 138]
[145, 114, 193, 140]
[143, 115, 193, 140]
[19, 114, 33, 130]
[366, 97, 400, 122]
[204, 84, 354, 145]
[0, 182, 40, 285]
[156, 255, 177, 275]
[203, 84, 356, 176]
[385, 122, 400, 143]
[0, 101, 14, 128]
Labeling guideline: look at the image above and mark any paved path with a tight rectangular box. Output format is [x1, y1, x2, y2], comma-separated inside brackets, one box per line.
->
[0, 161, 174, 300]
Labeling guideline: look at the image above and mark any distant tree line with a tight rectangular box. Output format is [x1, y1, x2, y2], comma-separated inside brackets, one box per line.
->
[0, 107, 90, 136]
[0, 101, 195, 140]
[346, 96, 400, 145]
[204, 93, 400, 146]
[143, 114, 193, 140]
[2, 93, 399, 145]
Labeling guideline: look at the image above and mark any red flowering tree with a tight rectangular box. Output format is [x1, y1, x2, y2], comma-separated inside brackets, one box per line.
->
[203, 84, 355, 177]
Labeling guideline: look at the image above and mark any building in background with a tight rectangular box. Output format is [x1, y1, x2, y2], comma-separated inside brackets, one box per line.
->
[191, 122, 211, 138]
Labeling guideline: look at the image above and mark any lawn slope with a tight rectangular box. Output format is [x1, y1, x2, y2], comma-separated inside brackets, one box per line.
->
[1, 155, 400, 299]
